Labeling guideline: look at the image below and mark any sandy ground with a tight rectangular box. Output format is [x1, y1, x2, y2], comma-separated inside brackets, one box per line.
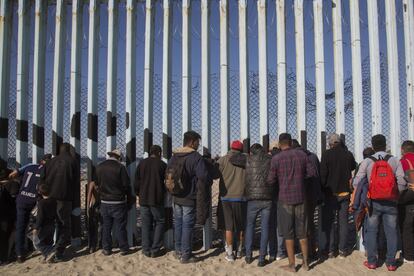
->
[1, 247, 413, 276]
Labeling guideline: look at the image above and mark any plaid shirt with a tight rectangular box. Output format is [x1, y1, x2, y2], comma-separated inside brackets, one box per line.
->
[268, 148, 317, 205]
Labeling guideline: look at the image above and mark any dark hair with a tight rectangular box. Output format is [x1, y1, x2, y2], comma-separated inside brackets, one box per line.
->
[183, 131, 201, 146]
[292, 139, 301, 149]
[371, 134, 386, 152]
[250, 143, 263, 153]
[59, 143, 71, 155]
[362, 147, 375, 159]
[38, 184, 50, 197]
[150, 145, 162, 156]
[402, 140, 414, 153]
[41, 154, 53, 162]
[279, 133, 292, 146]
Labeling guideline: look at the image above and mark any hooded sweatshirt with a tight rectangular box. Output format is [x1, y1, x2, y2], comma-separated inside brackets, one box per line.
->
[218, 150, 247, 201]
[169, 147, 208, 207]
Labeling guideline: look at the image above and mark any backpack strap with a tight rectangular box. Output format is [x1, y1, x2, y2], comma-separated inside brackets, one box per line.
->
[405, 158, 414, 170]
[384, 155, 392, 162]
[368, 156, 378, 162]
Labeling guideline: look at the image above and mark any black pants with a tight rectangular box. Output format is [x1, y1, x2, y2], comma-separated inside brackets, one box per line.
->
[319, 194, 349, 254]
[401, 204, 414, 261]
[306, 199, 317, 256]
[38, 224, 55, 257]
[140, 205, 165, 254]
[88, 204, 102, 251]
[15, 204, 34, 256]
[101, 202, 129, 252]
[56, 201, 72, 256]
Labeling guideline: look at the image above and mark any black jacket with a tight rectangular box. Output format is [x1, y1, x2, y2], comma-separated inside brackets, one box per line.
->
[245, 148, 273, 201]
[94, 158, 132, 203]
[40, 152, 78, 201]
[135, 156, 167, 206]
[169, 147, 209, 225]
[320, 145, 356, 194]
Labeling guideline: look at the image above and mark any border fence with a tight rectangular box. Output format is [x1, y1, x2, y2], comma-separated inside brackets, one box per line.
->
[1, 0, 413, 250]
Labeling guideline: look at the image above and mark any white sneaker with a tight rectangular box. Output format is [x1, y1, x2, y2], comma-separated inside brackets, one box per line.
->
[404, 259, 414, 264]
[225, 253, 235, 262]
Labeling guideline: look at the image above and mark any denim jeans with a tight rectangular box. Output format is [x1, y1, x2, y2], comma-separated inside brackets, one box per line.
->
[365, 200, 398, 266]
[55, 201, 72, 256]
[15, 204, 34, 256]
[87, 204, 102, 251]
[245, 200, 272, 261]
[101, 202, 129, 252]
[268, 200, 286, 257]
[319, 194, 349, 254]
[140, 205, 165, 254]
[173, 203, 195, 260]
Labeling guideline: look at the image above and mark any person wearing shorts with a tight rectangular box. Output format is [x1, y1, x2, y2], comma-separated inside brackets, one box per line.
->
[218, 140, 247, 262]
[268, 133, 317, 272]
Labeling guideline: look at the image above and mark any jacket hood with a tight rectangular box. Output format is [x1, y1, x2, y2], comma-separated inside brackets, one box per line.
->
[173, 146, 196, 156]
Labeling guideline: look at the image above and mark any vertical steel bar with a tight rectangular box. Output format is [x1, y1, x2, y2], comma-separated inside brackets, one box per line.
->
[295, 0, 306, 144]
[125, 0, 137, 247]
[16, 0, 30, 166]
[239, 0, 249, 152]
[314, 0, 326, 158]
[367, 0, 382, 134]
[350, 0, 363, 162]
[182, 0, 191, 133]
[258, 0, 268, 151]
[332, 0, 345, 136]
[52, 0, 66, 156]
[0, 0, 12, 164]
[276, 0, 286, 134]
[201, 0, 212, 250]
[87, 0, 99, 182]
[32, 0, 47, 164]
[144, 0, 154, 156]
[106, 0, 118, 153]
[385, 0, 400, 156]
[403, 0, 414, 140]
[220, 0, 229, 156]
[162, 0, 172, 160]
[70, 0, 83, 245]
[162, 0, 173, 250]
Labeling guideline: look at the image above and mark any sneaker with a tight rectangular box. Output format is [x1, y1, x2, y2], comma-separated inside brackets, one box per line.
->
[45, 248, 57, 263]
[120, 249, 132, 256]
[53, 254, 64, 263]
[363, 260, 377, 270]
[225, 253, 235, 262]
[16, 255, 25, 263]
[245, 256, 253, 264]
[386, 264, 397, 271]
[328, 251, 338, 259]
[257, 259, 267, 267]
[102, 249, 112, 256]
[180, 256, 197, 264]
[142, 251, 151, 258]
[236, 250, 244, 259]
[268, 256, 276, 263]
[173, 251, 182, 260]
[404, 259, 414, 264]
[276, 255, 287, 261]
[339, 250, 350, 259]
[151, 250, 165, 258]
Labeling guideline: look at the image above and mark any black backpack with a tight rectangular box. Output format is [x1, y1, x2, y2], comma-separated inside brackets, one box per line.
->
[165, 155, 189, 196]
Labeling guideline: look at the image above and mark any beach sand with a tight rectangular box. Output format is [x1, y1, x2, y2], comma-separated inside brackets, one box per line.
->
[1, 247, 413, 276]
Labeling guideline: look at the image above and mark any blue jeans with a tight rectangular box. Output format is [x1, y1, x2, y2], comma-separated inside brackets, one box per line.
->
[173, 203, 195, 260]
[15, 204, 34, 256]
[101, 202, 129, 252]
[140, 205, 165, 254]
[365, 200, 398, 266]
[245, 200, 272, 261]
[268, 201, 286, 257]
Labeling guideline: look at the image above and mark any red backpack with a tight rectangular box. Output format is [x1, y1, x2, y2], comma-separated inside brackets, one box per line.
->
[368, 155, 399, 201]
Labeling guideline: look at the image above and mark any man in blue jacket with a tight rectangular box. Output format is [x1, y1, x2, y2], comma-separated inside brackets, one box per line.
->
[169, 131, 208, 264]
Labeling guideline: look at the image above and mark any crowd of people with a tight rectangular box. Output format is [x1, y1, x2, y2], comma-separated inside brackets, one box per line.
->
[1, 130, 414, 273]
